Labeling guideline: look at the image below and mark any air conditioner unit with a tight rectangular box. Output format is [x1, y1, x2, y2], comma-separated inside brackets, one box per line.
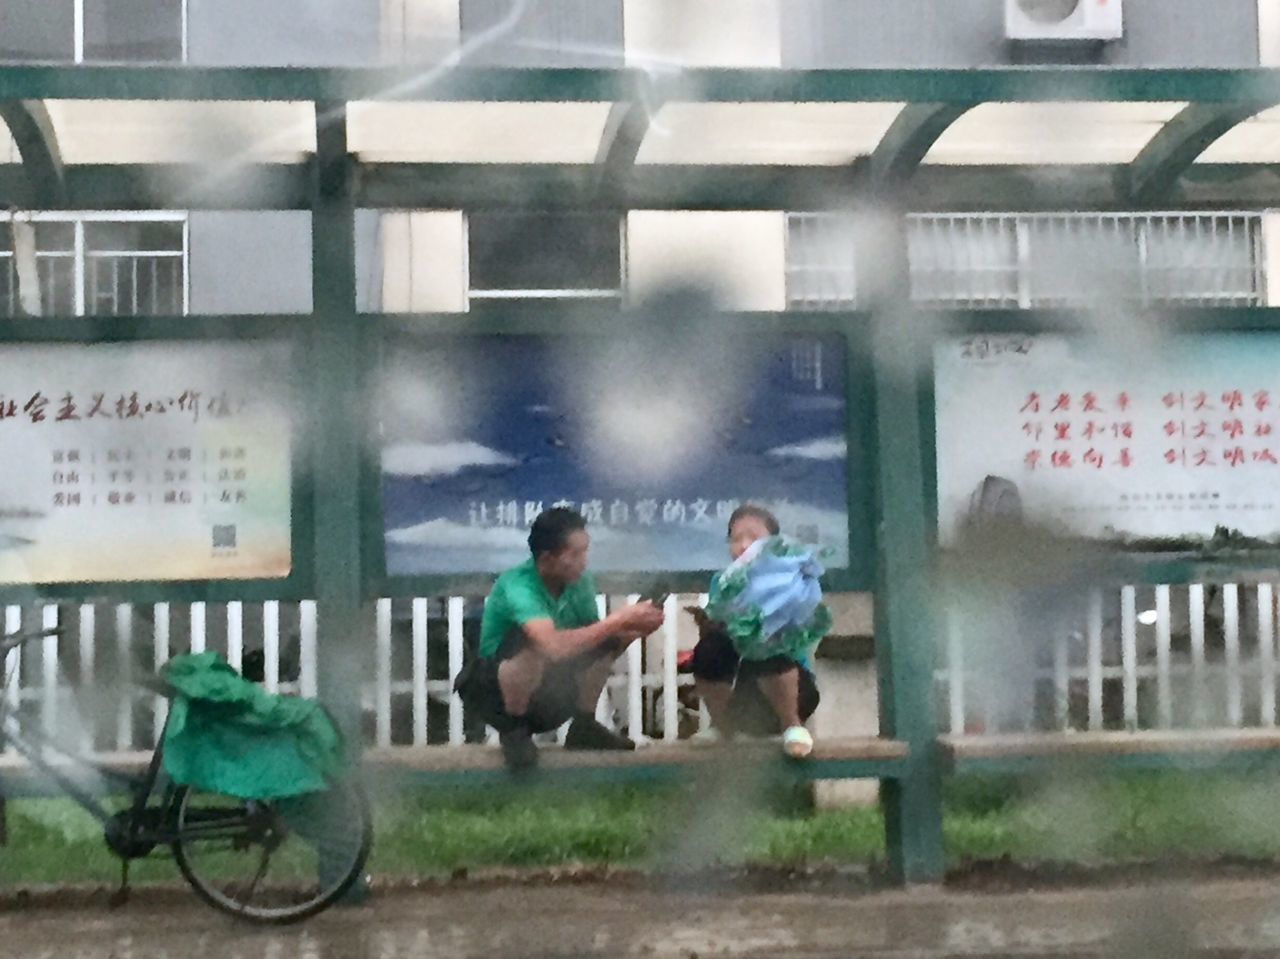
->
[1005, 0, 1123, 41]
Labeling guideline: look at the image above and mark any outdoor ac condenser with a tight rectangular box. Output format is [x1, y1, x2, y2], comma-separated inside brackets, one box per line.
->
[1005, 0, 1123, 41]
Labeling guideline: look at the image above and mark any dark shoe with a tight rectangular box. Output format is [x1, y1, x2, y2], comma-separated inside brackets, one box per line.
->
[564, 715, 636, 751]
[500, 723, 538, 771]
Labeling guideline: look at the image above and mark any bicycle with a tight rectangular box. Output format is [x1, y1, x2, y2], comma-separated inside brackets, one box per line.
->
[0, 624, 373, 923]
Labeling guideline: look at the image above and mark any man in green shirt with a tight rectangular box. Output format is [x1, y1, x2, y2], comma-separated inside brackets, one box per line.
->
[458, 507, 665, 770]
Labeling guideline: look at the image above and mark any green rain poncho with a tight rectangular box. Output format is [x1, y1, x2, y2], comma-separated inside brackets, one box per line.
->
[705, 535, 832, 663]
[160, 652, 345, 799]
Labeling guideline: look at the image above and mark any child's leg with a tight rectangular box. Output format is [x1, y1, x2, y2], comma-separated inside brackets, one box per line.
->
[690, 623, 741, 735]
[694, 678, 737, 734]
[754, 665, 803, 731]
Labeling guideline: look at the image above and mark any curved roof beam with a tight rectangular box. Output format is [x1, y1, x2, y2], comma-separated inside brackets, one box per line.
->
[596, 99, 660, 194]
[868, 103, 972, 186]
[0, 99, 65, 207]
[594, 75, 661, 199]
[1129, 101, 1275, 204]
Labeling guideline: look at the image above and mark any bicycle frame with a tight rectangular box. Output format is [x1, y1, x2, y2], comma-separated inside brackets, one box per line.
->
[1, 632, 177, 846]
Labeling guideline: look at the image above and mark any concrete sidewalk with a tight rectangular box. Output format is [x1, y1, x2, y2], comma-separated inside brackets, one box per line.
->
[3, 875, 1280, 957]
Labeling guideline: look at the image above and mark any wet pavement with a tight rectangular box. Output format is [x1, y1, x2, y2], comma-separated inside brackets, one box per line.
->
[4, 877, 1280, 957]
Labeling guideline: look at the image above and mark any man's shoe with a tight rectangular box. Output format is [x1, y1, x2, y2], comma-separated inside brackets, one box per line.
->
[564, 715, 636, 751]
[500, 723, 538, 770]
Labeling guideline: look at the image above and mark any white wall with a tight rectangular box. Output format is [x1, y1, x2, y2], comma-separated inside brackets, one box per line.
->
[380, 211, 468, 312]
[379, 0, 460, 62]
[626, 211, 787, 310]
[1265, 211, 1280, 306]
[624, 0, 781, 67]
[1260, 0, 1280, 64]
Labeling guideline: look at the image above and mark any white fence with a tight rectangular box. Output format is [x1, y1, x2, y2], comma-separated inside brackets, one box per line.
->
[9, 579, 1280, 760]
[940, 581, 1280, 735]
[1, 593, 710, 758]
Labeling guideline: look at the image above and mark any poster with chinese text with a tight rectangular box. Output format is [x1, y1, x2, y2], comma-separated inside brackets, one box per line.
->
[381, 334, 850, 574]
[935, 333, 1280, 548]
[0, 340, 293, 583]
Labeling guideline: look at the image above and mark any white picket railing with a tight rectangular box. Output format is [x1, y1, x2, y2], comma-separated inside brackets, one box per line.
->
[938, 580, 1280, 735]
[1, 593, 708, 758]
[12, 579, 1280, 760]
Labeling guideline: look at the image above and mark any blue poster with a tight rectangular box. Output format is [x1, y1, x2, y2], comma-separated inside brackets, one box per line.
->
[380, 333, 850, 575]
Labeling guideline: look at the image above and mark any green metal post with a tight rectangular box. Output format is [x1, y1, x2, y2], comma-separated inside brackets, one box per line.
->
[861, 202, 946, 884]
[310, 101, 366, 743]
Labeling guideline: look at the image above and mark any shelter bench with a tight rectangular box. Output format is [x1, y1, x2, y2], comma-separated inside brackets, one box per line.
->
[939, 729, 1280, 776]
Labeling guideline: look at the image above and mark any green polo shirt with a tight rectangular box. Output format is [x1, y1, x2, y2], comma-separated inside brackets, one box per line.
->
[479, 558, 601, 658]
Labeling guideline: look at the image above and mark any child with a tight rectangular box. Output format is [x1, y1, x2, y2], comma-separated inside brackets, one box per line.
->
[687, 504, 829, 758]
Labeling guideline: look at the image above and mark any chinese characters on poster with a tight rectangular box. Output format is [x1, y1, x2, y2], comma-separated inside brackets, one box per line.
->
[0, 341, 292, 583]
[935, 334, 1280, 547]
[380, 334, 851, 574]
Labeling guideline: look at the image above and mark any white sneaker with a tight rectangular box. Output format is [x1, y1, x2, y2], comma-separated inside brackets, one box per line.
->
[690, 727, 724, 744]
[782, 725, 813, 759]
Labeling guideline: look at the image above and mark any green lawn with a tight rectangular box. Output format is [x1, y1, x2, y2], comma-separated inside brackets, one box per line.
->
[6, 771, 1280, 888]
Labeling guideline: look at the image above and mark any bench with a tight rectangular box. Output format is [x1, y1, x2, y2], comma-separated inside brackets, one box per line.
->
[364, 736, 910, 787]
[0, 737, 910, 798]
[940, 729, 1280, 775]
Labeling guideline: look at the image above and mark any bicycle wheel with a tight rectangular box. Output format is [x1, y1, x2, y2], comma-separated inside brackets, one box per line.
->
[171, 777, 372, 923]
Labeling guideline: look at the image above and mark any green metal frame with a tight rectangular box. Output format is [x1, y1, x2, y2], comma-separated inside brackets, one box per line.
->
[0, 99, 63, 206]
[0, 314, 314, 604]
[868, 103, 973, 185]
[7, 162, 1280, 213]
[2, 65, 1280, 103]
[4, 62, 1280, 884]
[1130, 100, 1279, 203]
[365, 306, 878, 598]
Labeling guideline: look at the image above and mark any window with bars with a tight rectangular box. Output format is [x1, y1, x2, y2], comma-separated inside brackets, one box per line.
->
[786, 212, 1267, 310]
[0, 215, 187, 317]
[0, 0, 184, 63]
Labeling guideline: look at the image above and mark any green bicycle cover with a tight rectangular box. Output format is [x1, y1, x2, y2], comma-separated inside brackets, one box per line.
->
[160, 652, 345, 799]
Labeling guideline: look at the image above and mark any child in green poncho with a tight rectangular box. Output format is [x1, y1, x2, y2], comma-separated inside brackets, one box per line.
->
[687, 504, 829, 758]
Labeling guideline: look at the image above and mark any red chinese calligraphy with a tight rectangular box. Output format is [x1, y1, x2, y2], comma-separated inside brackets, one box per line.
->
[55, 393, 79, 422]
[23, 392, 47, 423]
[87, 393, 112, 419]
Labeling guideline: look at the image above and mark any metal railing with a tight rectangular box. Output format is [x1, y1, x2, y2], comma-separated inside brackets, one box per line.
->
[12, 577, 1280, 761]
[1, 593, 709, 759]
[939, 581, 1280, 734]
[0, 213, 188, 318]
[787, 212, 1268, 310]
